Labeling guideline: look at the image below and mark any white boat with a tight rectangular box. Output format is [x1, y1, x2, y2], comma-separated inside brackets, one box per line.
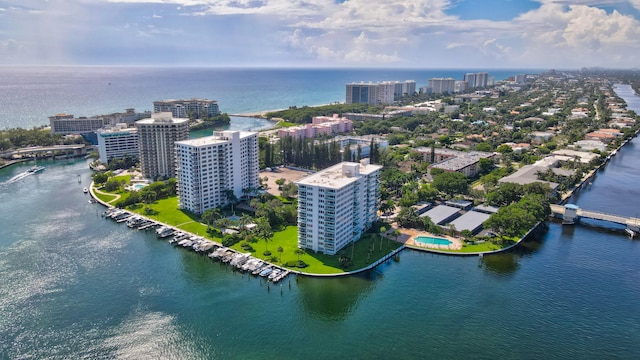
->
[259, 266, 273, 277]
[625, 228, 635, 238]
[83, 187, 89, 194]
[155, 226, 174, 238]
[27, 166, 45, 174]
[268, 269, 282, 280]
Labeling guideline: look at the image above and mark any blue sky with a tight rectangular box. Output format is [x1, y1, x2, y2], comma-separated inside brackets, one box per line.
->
[1, 0, 640, 68]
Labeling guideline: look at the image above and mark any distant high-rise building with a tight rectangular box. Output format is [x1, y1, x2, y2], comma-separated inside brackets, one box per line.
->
[476, 72, 489, 88]
[346, 80, 416, 105]
[464, 72, 489, 88]
[464, 73, 477, 88]
[136, 112, 189, 179]
[455, 81, 468, 93]
[515, 74, 527, 84]
[175, 130, 259, 215]
[96, 126, 139, 164]
[346, 82, 379, 105]
[296, 159, 382, 255]
[49, 114, 106, 135]
[427, 78, 456, 94]
[153, 99, 220, 119]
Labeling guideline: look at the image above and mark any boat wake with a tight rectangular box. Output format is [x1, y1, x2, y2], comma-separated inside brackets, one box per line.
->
[5, 171, 33, 184]
[4, 166, 45, 185]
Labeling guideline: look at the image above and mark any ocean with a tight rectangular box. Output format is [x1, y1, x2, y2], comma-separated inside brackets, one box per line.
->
[0, 68, 639, 359]
[0, 66, 537, 130]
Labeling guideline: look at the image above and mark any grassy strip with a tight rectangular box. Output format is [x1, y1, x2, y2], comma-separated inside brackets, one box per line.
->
[418, 237, 517, 254]
[102, 182, 401, 274]
[94, 192, 118, 203]
[230, 227, 402, 274]
[112, 174, 131, 183]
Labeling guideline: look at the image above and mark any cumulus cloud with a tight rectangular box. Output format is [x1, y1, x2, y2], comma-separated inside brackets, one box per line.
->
[2, 0, 640, 67]
[514, 3, 640, 67]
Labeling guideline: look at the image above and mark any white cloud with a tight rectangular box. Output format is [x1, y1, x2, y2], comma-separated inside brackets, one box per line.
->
[514, 3, 640, 67]
[2, 0, 640, 67]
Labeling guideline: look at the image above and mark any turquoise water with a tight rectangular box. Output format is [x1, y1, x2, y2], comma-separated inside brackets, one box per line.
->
[0, 67, 540, 130]
[415, 236, 453, 245]
[133, 184, 147, 190]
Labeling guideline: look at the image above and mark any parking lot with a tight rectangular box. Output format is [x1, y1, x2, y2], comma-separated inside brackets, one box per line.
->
[259, 167, 313, 197]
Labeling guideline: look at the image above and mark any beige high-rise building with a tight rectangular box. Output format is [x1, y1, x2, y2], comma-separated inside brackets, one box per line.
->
[136, 112, 189, 179]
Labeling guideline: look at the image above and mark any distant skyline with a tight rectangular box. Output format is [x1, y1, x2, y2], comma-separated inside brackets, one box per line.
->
[1, 0, 640, 69]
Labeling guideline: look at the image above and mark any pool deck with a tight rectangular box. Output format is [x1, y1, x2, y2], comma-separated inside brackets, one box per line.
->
[397, 228, 462, 251]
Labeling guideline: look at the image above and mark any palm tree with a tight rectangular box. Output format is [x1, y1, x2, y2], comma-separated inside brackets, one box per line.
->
[214, 217, 232, 235]
[379, 226, 387, 251]
[202, 207, 221, 229]
[295, 248, 305, 262]
[256, 217, 272, 254]
[239, 213, 253, 228]
[141, 190, 156, 204]
[277, 246, 284, 264]
[224, 189, 238, 215]
[392, 229, 400, 248]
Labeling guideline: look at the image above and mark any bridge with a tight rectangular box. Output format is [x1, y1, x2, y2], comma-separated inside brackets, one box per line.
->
[550, 204, 640, 233]
[4, 145, 88, 159]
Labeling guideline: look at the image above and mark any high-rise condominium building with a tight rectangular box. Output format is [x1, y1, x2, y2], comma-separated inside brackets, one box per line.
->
[153, 99, 220, 119]
[296, 159, 382, 255]
[136, 112, 189, 179]
[96, 126, 139, 164]
[346, 80, 416, 105]
[428, 78, 456, 94]
[464, 72, 489, 88]
[175, 131, 259, 215]
[346, 82, 379, 105]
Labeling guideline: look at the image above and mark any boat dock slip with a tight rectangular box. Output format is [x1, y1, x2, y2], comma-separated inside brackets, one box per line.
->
[100, 206, 292, 284]
[551, 204, 640, 233]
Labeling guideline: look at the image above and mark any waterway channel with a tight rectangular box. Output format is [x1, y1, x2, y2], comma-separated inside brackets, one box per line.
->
[0, 87, 639, 359]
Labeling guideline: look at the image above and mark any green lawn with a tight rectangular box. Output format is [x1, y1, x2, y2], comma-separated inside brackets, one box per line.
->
[274, 120, 297, 128]
[94, 191, 118, 203]
[230, 227, 402, 274]
[112, 174, 131, 183]
[99, 182, 401, 274]
[413, 237, 517, 254]
[130, 197, 197, 225]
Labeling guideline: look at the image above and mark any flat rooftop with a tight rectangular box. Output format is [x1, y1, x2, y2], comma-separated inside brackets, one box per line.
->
[176, 131, 256, 147]
[420, 205, 461, 225]
[296, 161, 382, 189]
[448, 211, 491, 233]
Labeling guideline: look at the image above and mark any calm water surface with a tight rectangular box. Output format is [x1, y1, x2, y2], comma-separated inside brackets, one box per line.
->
[1, 81, 639, 359]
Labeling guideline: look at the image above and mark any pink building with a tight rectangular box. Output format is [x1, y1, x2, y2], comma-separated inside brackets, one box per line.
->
[278, 114, 353, 139]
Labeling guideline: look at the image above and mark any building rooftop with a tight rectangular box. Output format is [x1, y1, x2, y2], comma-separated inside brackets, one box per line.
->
[498, 165, 559, 190]
[420, 205, 461, 225]
[176, 131, 256, 147]
[296, 160, 382, 189]
[448, 211, 491, 233]
[474, 205, 500, 214]
[137, 112, 189, 124]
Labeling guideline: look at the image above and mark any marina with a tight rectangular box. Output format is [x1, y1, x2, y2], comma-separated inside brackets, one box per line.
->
[101, 207, 292, 283]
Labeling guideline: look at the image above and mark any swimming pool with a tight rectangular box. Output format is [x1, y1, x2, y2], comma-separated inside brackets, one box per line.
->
[134, 184, 147, 190]
[414, 236, 452, 246]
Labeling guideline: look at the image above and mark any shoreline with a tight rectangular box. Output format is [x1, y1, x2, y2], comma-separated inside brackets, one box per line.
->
[229, 103, 341, 118]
